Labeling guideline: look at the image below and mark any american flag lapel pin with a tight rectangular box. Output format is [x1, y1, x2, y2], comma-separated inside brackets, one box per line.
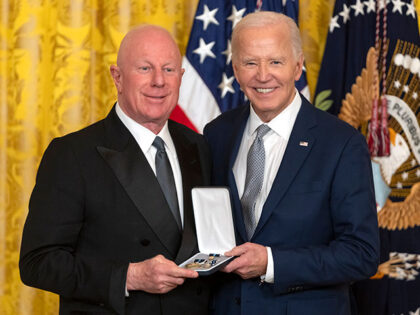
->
[299, 141, 308, 147]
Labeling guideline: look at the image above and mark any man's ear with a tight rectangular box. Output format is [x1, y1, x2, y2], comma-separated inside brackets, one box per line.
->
[294, 54, 304, 81]
[232, 61, 238, 80]
[110, 65, 122, 93]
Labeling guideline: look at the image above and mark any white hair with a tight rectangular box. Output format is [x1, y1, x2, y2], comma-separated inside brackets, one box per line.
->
[231, 11, 303, 60]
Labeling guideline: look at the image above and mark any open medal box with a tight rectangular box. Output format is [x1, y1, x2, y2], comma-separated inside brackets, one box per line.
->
[179, 187, 236, 275]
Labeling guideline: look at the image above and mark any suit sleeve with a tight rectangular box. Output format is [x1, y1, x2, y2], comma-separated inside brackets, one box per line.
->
[271, 132, 380, 295]
[19, 138, 127, 314]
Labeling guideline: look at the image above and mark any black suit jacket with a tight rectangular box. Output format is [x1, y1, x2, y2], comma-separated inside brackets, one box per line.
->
[19, 107, 212, 314]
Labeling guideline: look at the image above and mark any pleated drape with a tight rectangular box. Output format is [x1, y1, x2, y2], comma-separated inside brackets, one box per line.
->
[0, 1, 197, 313]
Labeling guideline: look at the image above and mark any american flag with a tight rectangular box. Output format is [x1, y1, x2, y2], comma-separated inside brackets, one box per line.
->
[172, 0, 310, 133]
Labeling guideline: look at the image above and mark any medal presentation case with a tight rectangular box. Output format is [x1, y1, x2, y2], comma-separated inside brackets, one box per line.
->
[179, 187, 236, 275]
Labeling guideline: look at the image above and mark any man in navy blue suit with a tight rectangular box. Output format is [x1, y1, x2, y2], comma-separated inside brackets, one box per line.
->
[204, 11, 379, 315]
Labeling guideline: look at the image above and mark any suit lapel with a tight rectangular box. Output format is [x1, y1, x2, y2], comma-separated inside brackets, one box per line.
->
[97, 108, 181, 257]
[253, 99, 317, 238]
[227, 106, 250, 244]
[168, 121, 207, 264]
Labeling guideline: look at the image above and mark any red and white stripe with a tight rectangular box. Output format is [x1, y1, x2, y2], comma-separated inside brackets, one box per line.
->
[173, 57, 222, 133]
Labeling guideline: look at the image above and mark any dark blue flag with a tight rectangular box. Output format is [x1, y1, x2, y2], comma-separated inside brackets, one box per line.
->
[315, 1, 420, 314]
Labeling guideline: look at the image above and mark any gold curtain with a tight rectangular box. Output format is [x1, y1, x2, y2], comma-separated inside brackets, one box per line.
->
[1, 1, 419, 314]
[0, 0, 197, 313]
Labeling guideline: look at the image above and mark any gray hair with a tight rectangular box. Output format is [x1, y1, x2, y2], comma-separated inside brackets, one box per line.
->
[231, 11, 303, 61]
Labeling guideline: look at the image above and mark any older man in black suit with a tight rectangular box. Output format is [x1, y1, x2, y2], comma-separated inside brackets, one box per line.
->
[20, 25, 211, 315]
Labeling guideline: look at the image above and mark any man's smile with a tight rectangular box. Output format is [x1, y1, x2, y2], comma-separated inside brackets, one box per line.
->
[255, 88, 275, 94]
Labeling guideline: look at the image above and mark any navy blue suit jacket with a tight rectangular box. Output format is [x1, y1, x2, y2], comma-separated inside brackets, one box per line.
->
[203, 97, 380, 315]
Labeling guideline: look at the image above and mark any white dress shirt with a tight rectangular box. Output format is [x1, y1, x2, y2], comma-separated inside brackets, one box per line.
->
[233, 90, 302, 283]
[115, 103, 184, 227]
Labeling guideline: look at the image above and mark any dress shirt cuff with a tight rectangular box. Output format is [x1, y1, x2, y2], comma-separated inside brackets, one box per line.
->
[125, 285, 129, 297]
[262, 246, 274, 283]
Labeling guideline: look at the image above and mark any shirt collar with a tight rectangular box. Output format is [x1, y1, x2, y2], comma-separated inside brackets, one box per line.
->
[115, 102, 174, 154]
[248, 90, 302, 141]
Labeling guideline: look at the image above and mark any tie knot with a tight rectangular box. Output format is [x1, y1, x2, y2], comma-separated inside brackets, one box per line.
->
[256, 124, 271, 139]
[152, 136, 166, 152]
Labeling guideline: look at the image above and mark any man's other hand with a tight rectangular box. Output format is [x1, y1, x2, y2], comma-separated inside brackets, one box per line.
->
[126, 255, 198, 293]
[223, 242, 268, 279]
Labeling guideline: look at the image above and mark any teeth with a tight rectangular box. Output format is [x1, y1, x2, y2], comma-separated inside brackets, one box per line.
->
[256, 88, 274, 93]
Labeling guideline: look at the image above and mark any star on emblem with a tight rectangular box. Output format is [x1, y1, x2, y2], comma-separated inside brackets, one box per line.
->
[365, 0, 376, 13]
[396, 182, 403, 189]
[403, 85, 409, 93]
[193, 38, 216, 64]
[394, 80, 401, 89]
[392, 0, 404, 14]
[227, 5, 246, 29]
[329, 15, 340, 33]
[218, 73, 235, 98]
[339, 4, 351, 23]
[412, 92, 418, 99]
[222, 40, 232, 65]
[402, 172, 408, 180]
[409, 307, 420, 315]
[416, 169, 420, 178]
[406, 1, 416, 18]
[351, 0, 365, 16]
[379, 0, 390, 11]
[411, 159, 416, 167]
[195, 5, 219, 31]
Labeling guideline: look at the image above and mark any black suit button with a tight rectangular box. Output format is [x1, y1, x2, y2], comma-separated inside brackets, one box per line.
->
[140, 239, 150, 246]
[234, 297, 241, 305]
[197, 287, 202, 295]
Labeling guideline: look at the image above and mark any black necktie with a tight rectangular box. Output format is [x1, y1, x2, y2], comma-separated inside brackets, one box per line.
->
[152, 136, 182, 231]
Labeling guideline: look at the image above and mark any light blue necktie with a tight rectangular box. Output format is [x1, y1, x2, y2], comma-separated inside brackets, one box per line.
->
[241, 124, 271, 239]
